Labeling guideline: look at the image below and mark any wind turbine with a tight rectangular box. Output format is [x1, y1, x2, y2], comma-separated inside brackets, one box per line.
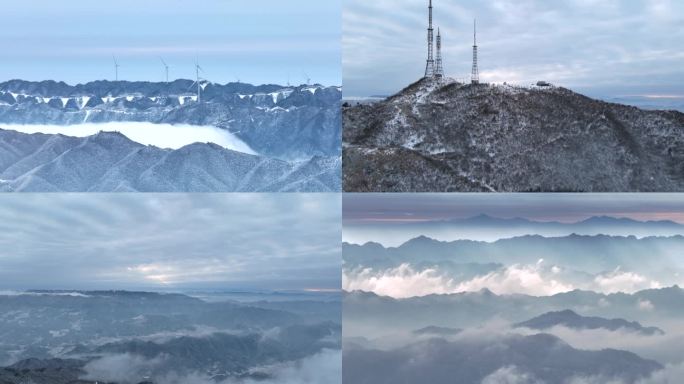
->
[159, 57, 169, 83]
[113, 56, 120, 81]
[303, 72, 311, 86]
[186, 58, 205, 103]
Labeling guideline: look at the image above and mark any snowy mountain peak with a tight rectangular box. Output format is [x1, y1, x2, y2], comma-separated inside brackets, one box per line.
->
[343, 78, 684, 192]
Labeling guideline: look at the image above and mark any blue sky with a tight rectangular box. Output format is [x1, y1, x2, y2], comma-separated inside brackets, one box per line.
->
[0, 194, 341, 291]
[0, 0, 341, 86]
[344, 0, 684, 97]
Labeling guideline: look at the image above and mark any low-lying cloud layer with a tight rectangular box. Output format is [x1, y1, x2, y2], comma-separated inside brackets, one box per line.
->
[83, 349, 341, 384]
[4, 122, 256, 153]
[343, 262, 667, 298]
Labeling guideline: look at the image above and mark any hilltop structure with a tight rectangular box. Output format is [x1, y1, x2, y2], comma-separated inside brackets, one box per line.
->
[424, 0, 435, 77]
[472, 19, 479, 84]
[423, 1, 481, 83]
[435, 28, 444, 78]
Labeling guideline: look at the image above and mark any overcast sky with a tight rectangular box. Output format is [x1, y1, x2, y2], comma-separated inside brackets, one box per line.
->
[344, 193, 684, 224]
[344, 0, 684, 97]
[0, 0, 341, 86]
[0, 194, 340, 292]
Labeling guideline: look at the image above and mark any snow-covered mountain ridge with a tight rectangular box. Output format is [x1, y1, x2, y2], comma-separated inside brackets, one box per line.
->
[0, 80, 342, 159]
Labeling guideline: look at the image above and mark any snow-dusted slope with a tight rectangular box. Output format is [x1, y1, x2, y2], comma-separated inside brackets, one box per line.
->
[0, 129, 340, 192]
[0, 80, 342, 160]
[343, 78, 684, 192]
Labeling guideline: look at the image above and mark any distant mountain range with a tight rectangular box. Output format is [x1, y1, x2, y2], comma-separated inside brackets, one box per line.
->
[515, 309, 664, 335]
[0, 79, 342, 160]
[438, 214, 684, 229]
[0, 129, 340, 192]
[343, 232, 684, 274]
[350, 214, 684, 239]
[343, 78, 684, 191]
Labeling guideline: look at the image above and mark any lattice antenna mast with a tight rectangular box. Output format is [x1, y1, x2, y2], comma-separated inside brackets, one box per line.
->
[471, 19, 479, 85]
[435, 28, 444, 78]
[424, 0, 435, 78]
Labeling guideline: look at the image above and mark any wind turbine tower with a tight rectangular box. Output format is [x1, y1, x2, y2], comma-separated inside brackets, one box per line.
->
[471, 19, 480, 85]
[424, 0, 435, 78]
[159, 57, 169, 83]
[194, 59, 204, 103]
[113, 56, 120, 81]
[435, 28, 444, 78]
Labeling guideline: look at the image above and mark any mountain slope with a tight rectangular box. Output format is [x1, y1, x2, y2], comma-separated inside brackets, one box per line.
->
[343, 78, 684, 192]
[343, 333, 662, 384]
[0, 129, 340, 192]
[0, 79, 342, 159]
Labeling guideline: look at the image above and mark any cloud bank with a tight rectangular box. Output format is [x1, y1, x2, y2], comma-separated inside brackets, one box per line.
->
[343, 262, 665, 298]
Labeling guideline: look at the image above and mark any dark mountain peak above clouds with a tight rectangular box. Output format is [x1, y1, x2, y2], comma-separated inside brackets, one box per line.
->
[360, 241, 385, 248]
[401, 234, 442, 247]
[343, 78, 684, 192]
[0, 128, 340, 192]
[515, 309, 665, 335]
[413, 326, 462, 336]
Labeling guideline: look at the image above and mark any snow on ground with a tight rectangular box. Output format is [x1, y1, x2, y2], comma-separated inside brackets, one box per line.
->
[3, 122, 257, 154]
[402, 133, 422, 149]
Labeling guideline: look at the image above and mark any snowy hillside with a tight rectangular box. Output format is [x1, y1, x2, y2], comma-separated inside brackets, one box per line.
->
[0, 129, 341, 192]
[343, 78, 684, 192]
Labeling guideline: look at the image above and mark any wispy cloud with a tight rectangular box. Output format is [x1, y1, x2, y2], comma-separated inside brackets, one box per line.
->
[0, 194, 341, 291]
